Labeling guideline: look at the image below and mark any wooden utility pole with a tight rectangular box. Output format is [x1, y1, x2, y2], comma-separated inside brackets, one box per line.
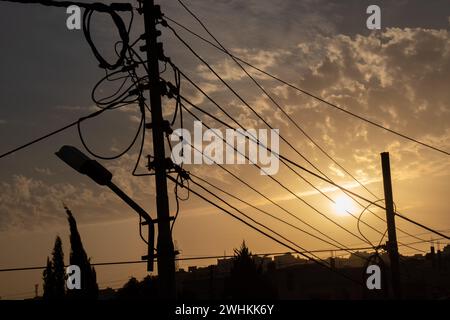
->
[380, 152, 401, 299]
[142, 0, 176, 299]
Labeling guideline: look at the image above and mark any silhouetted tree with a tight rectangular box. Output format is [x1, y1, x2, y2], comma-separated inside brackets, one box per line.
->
[117, 277, 140, 299]
[116, 275, 159, 299]
[53, 236, 66, 298]
[42, 257, 54, 299]
[65, 205, 99, 299]
[43, 236, 65, 299]
[225, 241, 277, 299]
[140, 275, 159, 298]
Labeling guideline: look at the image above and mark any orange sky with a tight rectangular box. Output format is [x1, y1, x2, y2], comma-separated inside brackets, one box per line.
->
[0, 0, 449, 299]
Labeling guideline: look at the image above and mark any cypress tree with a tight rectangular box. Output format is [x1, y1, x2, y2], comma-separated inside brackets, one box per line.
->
[42, 257, 54, 299]
[52, 236, 66, 298]
[42, 237, 66, 299]
[65, 205, 99, 299]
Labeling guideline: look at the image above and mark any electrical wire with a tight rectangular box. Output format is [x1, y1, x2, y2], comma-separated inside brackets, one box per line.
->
[0, 0, 133, 11]
[77, 102, 145, 160]
[1, 239, 443, 273]
[167, 174, 365, 287]
[357, 199, 388, 249]
[173, 93, 449, 241]
[0, 247, 384, 274]
[162, 74, 371, 246]
[0, 107, 113, 160]
[176, 95, 430, 251]
[83, 4, 130, 70]
[169, 122, 374, 263]
[188, 176, 336, 265]
[164, 26, 435, 249]
[162, 16, 450, 156]
[168, 4, 430, 246]
[174, 110, 369, 248]
[190, 172, 374, 253]
[159, 34, 382, 245]
[173, 0, 376, 198]
[177, 106, 427, 261]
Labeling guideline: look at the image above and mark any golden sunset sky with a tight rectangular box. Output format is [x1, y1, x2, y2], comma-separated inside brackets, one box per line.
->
[0, 0, 449, 299]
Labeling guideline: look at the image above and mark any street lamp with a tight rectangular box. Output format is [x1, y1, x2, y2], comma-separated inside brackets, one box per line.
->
[55, 145, 155, 271]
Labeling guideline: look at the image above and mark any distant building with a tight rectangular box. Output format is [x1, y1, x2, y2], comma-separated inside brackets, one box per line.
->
[253, 255, 273, 271]
[273, 253, 306, 269]
[347, 251, 371, 267]
[443, 244, 450, 256]
[172, 247, 450, 299]
[217, 258, 233, 273]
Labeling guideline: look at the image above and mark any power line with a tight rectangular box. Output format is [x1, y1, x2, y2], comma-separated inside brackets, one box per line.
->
[163, 20, 449, 242]
[0, 248, 374, 273]
[188, 176, 344, 264]
[399, 237, 449, 247]
[276, 155, 450, 240]
[175, 92, 433, 252]
[172, 56, 426, 247]
[191, 172, 439, 257]
[173, 126, 355, 251]
[172, 70, 376, 244]
[159, 39, 372, 244]
[190, 172, 367, 251]
[0, 0, 133, 11]
[398, 229, 450, 239]
[162, 16, 449, 156]
[162, 27, 434, 248]
[0, 107, 118, 160]
[395, 213, 450, 240]
[166, 175, 365, 287]
[1, 1, 446, 288]
[177, 104, 374, 252]
[1, 238, 441, 274]
[169, 2, 428, 245]
[178, 95, 448, 242]
[178, 94, 426, 253]
[176, 0, 377, 199]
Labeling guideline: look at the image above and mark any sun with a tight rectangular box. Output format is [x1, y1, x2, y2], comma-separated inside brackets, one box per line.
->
[334, 196, 354, 216]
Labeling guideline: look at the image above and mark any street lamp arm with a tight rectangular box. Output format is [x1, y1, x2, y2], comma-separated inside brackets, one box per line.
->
[106, 181, 155, 272]
[106, 181, 152, 223]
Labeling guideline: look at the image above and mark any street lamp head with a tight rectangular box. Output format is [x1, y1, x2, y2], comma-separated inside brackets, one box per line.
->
[55, 145, 90, 173]
[55, 145, 113, 186]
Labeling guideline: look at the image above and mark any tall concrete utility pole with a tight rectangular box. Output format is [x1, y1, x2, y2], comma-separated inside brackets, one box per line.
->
[142, 0, 176, 299]
[380, 152, 401, 299]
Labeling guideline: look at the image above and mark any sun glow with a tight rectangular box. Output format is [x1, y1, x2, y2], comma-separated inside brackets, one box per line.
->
[334, 196, 355, 216]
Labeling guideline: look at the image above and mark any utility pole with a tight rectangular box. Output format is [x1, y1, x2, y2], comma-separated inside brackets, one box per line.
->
[380, 152, 401, 299]
[142, 0, 176, 299]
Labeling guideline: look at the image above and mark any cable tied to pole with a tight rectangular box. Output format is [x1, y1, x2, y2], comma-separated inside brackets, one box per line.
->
[357, 199, 389, 251]
[83, 3, 130, 70]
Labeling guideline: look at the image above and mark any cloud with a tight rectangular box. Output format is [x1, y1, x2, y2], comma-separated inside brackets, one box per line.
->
[34, 167, 53, 176]
[197, 60, 246, 82]
[0, 175, 118, 231]
[2, 16, 449, 232]
[171, 26, 449, 187]
[235, 27, 450, 179]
